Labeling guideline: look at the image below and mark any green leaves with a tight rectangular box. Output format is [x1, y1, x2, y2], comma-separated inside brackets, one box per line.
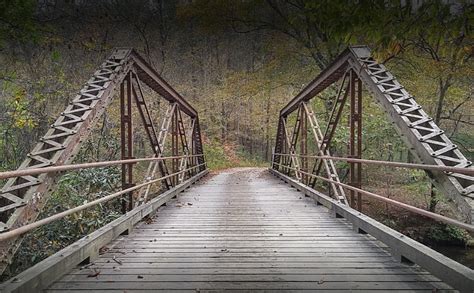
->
[0, 0, 38, 46]
[51, 50, 61, 62]
[7, 87, 37, 129]
[7, 165, 122, 277]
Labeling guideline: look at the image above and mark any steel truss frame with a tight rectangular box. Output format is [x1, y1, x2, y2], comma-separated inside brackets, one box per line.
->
[0, 48, 206, 274]
[273, 46, 473, 222]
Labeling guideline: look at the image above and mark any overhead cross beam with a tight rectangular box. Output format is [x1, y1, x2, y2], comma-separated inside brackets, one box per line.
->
[0, 48, 206, 275]
[273, 46, 474, 222]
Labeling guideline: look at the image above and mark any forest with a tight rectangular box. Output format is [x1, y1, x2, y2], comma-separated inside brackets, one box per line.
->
[0, 0, 473, 278]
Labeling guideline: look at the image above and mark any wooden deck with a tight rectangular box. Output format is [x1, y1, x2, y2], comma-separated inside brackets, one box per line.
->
[47, 168, 451, 292]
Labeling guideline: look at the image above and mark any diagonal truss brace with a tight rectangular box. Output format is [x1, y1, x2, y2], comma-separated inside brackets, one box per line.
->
[281, 117, 302, 181]
[177, 112, 194, 183]
[309, 71, 350, 189]
[131, 72, 172, 190]
[303, 102, 348, 204]
[135, 103, 176, 207]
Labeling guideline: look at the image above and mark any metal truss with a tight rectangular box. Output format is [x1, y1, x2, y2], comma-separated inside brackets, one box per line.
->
[273, 46, 473, 222]
[0, 48, 205, 274]
[303, 102, 347, 205]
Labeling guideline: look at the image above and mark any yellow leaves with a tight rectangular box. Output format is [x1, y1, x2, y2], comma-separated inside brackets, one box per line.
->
[42, 35, 63, 46]
[463, 45, 474, 56]
[8, 88, 37, 129]
[373, 41, 402, 63]
[83, 40, 96, 51]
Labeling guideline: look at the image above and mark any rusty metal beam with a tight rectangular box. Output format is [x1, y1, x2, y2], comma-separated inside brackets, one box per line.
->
[120, 72, 134, 213]
[129, 50, 197, 118]
[349, 71, 362, 211]
[280, 50, 352, 117]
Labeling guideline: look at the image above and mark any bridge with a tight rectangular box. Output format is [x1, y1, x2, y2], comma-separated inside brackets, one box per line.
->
[0, 47, 473, 292]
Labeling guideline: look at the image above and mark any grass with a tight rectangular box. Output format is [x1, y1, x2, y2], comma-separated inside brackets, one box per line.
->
[203, 139, 268, 170]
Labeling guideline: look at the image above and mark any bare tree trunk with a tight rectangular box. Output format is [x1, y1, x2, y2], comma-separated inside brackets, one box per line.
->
[434, 76, 452, 125]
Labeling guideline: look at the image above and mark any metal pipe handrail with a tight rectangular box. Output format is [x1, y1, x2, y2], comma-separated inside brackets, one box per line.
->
[273, 153, 474, 175]
[273, 162, 474, 232]
[0, 154, 205, 180]
[0, 163, 206, 242]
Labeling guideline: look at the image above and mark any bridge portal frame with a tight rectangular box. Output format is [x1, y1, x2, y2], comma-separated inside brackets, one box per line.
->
[273, 46, 474, 222]
[0, 48, 206, 275]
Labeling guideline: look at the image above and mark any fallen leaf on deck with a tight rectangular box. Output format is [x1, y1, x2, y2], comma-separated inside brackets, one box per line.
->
[145, 217, 153, 224]
[113, 256, 122, 265]
[87, 269, 101, 278]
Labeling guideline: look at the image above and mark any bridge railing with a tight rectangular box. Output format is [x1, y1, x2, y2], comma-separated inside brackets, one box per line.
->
[0, 154, 206, 242]
[272, 154, 473, 232]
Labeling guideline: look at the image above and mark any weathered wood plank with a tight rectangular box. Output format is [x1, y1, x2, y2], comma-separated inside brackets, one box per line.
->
[45, 289, 444, 293]
[48, 280, 452, 290]
[59, 273, 440, 282]
[68, 267, 431, 275]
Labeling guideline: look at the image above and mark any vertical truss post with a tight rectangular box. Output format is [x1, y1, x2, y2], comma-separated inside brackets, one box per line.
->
[280, 117, 288, 173]
[192, 117, 205, 172]
[282, 127, 289, 174]
[189, 119, 196, 174]
[300, 104, 308, 184]
[120, 72, 134, 213]
[190, 121, 196, 175]
[349, 70, 363, 211]
[171, 107, 179, 186]
[272, 118, 285, 171]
